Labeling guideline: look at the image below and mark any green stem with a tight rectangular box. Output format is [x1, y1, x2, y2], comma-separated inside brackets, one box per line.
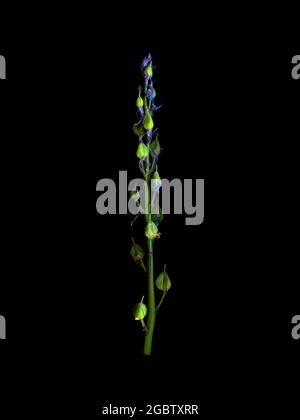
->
[143, 181, 156, 356]
[143, 237, 156, 355]
[156, 291, 167, 311]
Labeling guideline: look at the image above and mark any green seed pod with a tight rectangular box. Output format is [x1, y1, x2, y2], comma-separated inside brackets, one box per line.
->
[133, 302, 147, 320]
[155, 270, 171, 292]
[136, 96, 143, 107]
[136, 142, 149, 160]
[133, 123, 145, 137]
[145, 221, 160, 239]
[146, 64, 153, 78]
[149, 137, 161, 158]
[143, 110, 154, 131]
[130, 240, 145, 262]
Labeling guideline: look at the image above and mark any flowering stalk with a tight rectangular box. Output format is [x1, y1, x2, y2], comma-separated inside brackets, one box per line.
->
[130, 54, 172, 356]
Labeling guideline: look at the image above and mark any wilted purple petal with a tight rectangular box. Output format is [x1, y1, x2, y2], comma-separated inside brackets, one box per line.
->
[137, 107, 144, 118]
[151, 103, 162, 111]
[141, 53, 152, 71]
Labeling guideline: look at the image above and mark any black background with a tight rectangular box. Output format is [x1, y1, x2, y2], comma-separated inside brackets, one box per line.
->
[0, 7, 299, 418]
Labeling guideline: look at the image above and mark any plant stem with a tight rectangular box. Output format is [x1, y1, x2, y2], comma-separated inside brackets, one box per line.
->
[143, 179, 156, 356]
[143, 237, 156, 355]
[156, 291, 167, 311]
